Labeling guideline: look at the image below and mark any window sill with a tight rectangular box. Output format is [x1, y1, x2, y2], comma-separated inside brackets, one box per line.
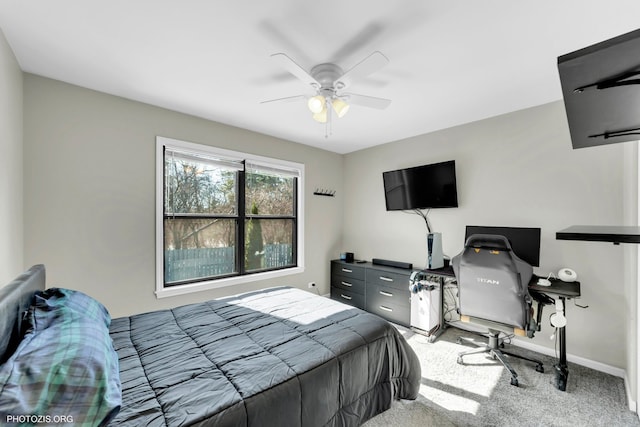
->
[155, 266, 305, 299]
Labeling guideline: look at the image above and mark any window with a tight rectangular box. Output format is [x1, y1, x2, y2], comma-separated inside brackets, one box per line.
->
[156, 137, 304, 298]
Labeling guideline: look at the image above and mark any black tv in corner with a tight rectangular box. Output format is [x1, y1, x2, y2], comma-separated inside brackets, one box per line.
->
[558, 28, 640, 150]
[383, 160, 458, 210]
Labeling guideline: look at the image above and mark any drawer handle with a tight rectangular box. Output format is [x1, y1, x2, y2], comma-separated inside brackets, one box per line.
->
[379, 305, 393, 312]
[379, 291, 393, 297]
[379, 276, 393, 282]
[341, 294, 352, 300]
[341, 281, 353, 287]
[342, 268, 353, 273]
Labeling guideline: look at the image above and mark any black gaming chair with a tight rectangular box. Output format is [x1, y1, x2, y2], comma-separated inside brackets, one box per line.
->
[451, 234, 544, 386]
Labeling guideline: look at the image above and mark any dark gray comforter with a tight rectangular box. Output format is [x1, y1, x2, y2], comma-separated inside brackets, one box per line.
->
[109, 287, 421, 426]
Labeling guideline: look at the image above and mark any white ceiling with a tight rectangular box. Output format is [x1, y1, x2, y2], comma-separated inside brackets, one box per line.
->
[1, 1, 640, 154]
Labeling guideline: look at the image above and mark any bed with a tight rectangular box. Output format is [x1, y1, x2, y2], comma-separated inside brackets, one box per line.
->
[0, 265, 421, 426]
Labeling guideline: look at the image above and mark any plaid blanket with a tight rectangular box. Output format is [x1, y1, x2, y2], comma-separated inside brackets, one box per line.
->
[0, 288, 121, 426]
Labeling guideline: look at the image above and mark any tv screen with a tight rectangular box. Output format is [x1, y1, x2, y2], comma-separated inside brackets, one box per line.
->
[464, 225, 541, 267]
[383, 160, 458, 210]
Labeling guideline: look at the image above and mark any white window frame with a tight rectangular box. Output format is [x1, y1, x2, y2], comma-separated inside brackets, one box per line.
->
[155, 136, 305, 298]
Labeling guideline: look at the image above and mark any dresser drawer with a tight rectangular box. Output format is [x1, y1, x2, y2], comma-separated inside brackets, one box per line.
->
[366, 283, 410, 309]
[366, 269, 410, 291]
[331, 287, 365, 309]
[331, 262, 365, 281]
[331, 275, 365, 295]
[365, 298, 410, 326]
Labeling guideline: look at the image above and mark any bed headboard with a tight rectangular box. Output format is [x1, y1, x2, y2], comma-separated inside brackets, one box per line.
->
[0, 264, 45, 364]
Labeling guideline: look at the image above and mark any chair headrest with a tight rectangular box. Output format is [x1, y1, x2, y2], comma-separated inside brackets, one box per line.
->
[464, 234, 513, 251]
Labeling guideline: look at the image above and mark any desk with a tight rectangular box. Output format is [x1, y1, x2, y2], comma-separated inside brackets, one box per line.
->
[420, 266, 581, 392]
[529, 277, 581, 391]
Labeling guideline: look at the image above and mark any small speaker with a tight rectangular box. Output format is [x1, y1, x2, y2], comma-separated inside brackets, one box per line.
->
[340, 252, 354, 262]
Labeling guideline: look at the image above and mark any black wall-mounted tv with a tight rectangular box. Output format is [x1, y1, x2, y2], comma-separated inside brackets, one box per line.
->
[558, 28, 640, 150]
[383, 160, 458, 210]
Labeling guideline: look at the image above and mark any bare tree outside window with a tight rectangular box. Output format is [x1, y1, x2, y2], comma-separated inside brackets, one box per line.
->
[163, 150, 297, 286]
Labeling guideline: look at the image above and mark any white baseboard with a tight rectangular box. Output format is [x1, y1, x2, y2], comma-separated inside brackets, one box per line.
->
[510, 338, 624, 376]
[511, 338, 637, 412]
[624, 372, 638, 413]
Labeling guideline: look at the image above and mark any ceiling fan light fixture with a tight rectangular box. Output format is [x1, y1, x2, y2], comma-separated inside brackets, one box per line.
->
[331, 98, 350, 118]
[312, 106, 328, 123]
[307, 95, 326, 114]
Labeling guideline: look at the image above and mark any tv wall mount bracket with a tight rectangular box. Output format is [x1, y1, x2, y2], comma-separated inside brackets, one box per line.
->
[573, 68, 640, 140]
[573, 69, 640, 93]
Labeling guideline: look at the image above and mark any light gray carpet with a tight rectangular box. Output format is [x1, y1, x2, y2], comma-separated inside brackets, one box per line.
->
[363, 326, 640, 427]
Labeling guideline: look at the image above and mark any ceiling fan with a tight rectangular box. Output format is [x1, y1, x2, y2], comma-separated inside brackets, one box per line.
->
[261, 51, 392, 124]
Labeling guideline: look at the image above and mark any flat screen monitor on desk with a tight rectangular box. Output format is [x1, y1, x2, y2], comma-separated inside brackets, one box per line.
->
[464, 226, 541, 267]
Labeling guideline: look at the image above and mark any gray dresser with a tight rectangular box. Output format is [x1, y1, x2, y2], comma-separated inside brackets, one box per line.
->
[330, 259, 412, 326]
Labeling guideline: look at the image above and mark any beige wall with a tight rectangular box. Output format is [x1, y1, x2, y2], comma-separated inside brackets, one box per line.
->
[23, 74, 344, 317]
[343, 101, 631, 370]
[0, 29, 23, 284]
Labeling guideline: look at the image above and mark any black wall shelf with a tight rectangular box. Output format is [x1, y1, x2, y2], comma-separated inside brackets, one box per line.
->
[313, 189, 335, 197]
[556, 225, 640, 245]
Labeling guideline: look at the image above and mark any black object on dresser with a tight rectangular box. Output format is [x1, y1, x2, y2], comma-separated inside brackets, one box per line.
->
[330, 259, 412, 326]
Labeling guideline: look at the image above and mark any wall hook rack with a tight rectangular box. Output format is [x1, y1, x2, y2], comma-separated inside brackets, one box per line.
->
[313, 188, 336, 197]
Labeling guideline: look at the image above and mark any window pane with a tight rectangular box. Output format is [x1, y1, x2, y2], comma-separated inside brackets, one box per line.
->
[245, 219, 294, 271]
[245, 172, 294, 216]
[164, 218, 236, 284]
[165, 155, 237, 215]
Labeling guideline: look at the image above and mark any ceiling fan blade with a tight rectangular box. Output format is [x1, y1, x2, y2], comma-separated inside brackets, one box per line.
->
[271, 53, 320, 89]
[343, 93, 391, 110]
[335, 51, 389, 89]
[330, 22, 385, 64]
[260, 95, 307, 104]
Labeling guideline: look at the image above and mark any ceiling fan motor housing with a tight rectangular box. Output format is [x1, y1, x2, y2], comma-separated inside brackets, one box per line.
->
[310, 63, 345, 91]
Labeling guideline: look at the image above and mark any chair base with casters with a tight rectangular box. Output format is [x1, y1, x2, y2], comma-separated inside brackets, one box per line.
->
[456, 326, 544, 387]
